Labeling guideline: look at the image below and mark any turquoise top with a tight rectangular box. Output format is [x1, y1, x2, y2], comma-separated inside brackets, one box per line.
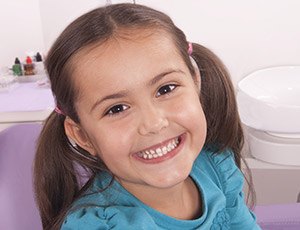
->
[61, 149, 261, 229]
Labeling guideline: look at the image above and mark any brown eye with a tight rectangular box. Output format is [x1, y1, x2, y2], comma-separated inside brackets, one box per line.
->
[106, 104, 129, 116]
[156, 84, 177, 97]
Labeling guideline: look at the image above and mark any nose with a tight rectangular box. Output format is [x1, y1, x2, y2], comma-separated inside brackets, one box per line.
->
[138, 102, 169, 136]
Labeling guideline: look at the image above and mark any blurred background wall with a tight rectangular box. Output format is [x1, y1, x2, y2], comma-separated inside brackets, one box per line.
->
[1, 0, 300, 85]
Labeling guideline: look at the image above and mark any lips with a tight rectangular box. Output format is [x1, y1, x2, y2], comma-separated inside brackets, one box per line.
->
[135, 134, 184, 163]
[137, 137, 180, 160]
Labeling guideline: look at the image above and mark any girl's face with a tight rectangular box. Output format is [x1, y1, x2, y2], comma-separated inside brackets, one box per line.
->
[66, 30, 207, 193]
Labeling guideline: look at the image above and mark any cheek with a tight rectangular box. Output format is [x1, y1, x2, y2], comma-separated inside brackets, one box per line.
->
[172, 93, 207, 145]
[88, 122, 136, 157]
[90, 127, 136, 177]
[173, 93, 206, 127]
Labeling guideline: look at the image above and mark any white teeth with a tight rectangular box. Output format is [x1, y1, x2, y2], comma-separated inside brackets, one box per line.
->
[170, 142, 175, 150]
[156, 148, 162, 156]
[138, 137, 180, 160]
[162, 147, 167, 155]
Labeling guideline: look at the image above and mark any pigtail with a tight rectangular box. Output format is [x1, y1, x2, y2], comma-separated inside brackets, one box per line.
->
[34, 111, 106, 229]
[34, 112, 80, 229]
[190, 43, 244, 166]
[190, 43, 257, 207]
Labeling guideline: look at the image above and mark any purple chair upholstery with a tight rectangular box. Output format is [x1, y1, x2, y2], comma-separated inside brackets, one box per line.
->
[255, 203, 300, 230]
[0, 123, 42, 230]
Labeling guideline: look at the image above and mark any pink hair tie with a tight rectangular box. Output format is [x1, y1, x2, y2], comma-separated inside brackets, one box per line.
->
[54, 106, 65, 116]
[188, 42, 193, 55]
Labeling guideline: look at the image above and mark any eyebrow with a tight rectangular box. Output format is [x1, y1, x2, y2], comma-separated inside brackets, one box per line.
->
[90, 90, 129, 113]
[148, 69, 184, 86]
[90, 69, 184, 113]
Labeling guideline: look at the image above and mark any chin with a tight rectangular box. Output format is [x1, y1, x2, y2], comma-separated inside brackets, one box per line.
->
[145, 166, 192, 189]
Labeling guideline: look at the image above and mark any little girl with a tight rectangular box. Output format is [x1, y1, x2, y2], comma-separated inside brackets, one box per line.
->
[34, 3, 261, 230]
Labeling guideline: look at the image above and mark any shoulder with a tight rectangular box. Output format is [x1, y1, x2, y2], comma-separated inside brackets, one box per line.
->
[61, 174, 158, 229]
[194, 148, 261, 229]
[61, 205, 156, 230]
[194, 148, 244, 206]
[61, 206, 107, 230]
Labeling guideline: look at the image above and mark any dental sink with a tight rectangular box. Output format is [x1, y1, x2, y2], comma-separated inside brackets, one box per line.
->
[237, 66, 300, 136]
[237, 66, 300, 166]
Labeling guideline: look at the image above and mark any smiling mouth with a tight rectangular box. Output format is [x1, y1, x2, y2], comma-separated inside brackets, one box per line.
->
[136, 136, 181, 160]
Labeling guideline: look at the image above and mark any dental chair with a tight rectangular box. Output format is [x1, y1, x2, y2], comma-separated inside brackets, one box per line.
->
[0, 123, 42, 230]
[255, 202, 300, 230]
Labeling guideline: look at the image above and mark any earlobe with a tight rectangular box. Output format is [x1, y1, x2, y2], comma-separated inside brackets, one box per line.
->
[64, 117, 97, 156]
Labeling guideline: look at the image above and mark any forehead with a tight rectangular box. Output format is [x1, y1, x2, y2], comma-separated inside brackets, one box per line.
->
[72, 29, 180, 72]
[70, 29, 185, 101]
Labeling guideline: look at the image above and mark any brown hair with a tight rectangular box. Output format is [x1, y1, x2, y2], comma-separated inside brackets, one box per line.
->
[34, 3, 251, 229]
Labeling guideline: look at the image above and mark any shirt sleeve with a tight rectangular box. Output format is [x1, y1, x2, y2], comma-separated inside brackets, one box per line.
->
[60, 205, 157, 230]
[60, 207, 109, 230]
[207, 149, 262, 230]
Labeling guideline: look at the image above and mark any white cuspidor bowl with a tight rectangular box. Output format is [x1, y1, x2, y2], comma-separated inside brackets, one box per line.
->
[247, 127, 300, 166]
[237, 66, 300, 135]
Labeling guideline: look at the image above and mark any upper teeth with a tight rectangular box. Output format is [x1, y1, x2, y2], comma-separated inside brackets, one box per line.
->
[137, 137, 179, 160]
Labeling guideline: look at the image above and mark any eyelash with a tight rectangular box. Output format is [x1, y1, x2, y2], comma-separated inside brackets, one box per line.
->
[156, 84, 178, 97]
[105, 104, 129, 116]
[104, 84, 178, 117]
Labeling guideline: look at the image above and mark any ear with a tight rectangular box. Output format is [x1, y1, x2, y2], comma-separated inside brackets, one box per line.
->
[190, 56, 201, 91]
[64, 116, 97, 156]
[194, 66, 201, 92]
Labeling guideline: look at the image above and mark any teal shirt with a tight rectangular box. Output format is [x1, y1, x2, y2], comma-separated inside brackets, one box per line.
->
[61, 149, 261, 229]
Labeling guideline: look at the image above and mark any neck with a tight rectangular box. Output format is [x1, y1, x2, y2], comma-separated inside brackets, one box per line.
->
[119, 177, 202, 220]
